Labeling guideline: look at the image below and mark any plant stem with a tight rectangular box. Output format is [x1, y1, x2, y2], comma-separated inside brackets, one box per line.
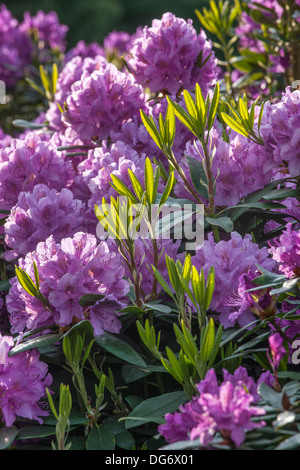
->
[128, 242, 143, 308]
[168, 150, 204, 205]
[269, 318, 293, 345]
[200, 137, 221, 243]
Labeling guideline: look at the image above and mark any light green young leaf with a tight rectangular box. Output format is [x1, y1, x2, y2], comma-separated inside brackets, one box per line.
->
[110, 174, 138, 203]
[52, 63, 58, 94]
[166, 104, 176, 147]
[145, 157, 155, 204]
[140, 110, 163, 149]
[159, 170, 175, 207]
[128, 169, 144, 201]
[207, 81, 220, 130]
[166, 97, 195, 136]
[15, 266, 39, 298]
[152, 265, 176, 300]
[221, 112, 249, 138]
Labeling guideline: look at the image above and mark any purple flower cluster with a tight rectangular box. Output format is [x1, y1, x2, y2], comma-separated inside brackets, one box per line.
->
[20, 10, 68, 52]
[46, 54, 107, 131]
[158, 367, 266, 448]
[74, 140, 146, 202]
[4, 184, 86, 260]
[6, 232, 130, 335]
[0, 132, 74, 211]
[0, 5, 71, 88]
[191, 232, 275, 328]
[64, 40, 104, 63]
[0, 4, 32, 88]
[0, 127, 12, 149]
[0, 333, 52, 426]
[103, 30, 132, 56]
[176, 125, 277, 207]
[62, 62, 147, 143]
[260, 88, 300, 178]
[128, 12, 217, 95]
[269, 223, 300, 279]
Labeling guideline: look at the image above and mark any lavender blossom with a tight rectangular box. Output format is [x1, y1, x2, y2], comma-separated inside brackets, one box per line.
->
[191, 232, 275, 327]
[62, 63, 147, 143]
[0, 4, 32, 88]
[4, 184, 86, 259]
[46, 54, 108, 131]
[103, 30, 132, 56]
[159, 367, 266, 448]
[269, 223, 300, 279]
[128, 12, 217, 95]
[0, 132, 75, 211]
[267, 333, 287, 369]
[6, 233, 130, 335]
[225, 270, 277, 326]
[20, 10, 68, 52]
[259, 88, 300, 178]
[0, 333, 52, 427]
[64, 40, 105, 63]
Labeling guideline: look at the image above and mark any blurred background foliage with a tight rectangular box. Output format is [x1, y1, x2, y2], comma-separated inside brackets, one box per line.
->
[9, 0, 211, 47]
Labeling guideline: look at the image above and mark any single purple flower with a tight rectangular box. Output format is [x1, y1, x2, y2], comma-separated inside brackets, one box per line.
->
[267, 333, 287, 369]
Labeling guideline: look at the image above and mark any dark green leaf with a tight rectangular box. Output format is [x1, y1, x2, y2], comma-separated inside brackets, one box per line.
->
[258, 382, 283, 410]
[95, 332, 146, 367]
[115, 431, 135, 450]
[0, 426, 18, 450]
[79, 293, 105, 307]
[275, 434, 300, 450]
[124, 391, 187, 430]
[86, 424, 115, 450]
[8, 333, 62, 357]
[206, 216, 234, 233]
[263, 188, 300, 201]
[12, 119, 46, 129]
[144, 302, 173, 314]
[62, 320, 94, 347]
[185, 155, 208, 199]
[43, 408, 88, 426]
[17, 425, 56, 440]
[0, 279, 11, 292]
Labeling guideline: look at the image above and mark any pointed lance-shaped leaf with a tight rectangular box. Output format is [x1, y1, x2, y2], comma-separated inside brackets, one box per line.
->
[166, 96, 196, 136]
[221, 112, 250, 138]
[207, 81, 220, 130]
[140, 110, 164, 150]
[159, 170, 175, 207]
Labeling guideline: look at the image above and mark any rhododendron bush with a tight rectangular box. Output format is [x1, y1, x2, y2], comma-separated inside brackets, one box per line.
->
[0, 0, 300, 452]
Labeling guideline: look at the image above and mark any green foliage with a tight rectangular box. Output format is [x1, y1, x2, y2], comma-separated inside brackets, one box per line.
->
[46, 384, 73, 450]
[221, 94, 265, 144]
